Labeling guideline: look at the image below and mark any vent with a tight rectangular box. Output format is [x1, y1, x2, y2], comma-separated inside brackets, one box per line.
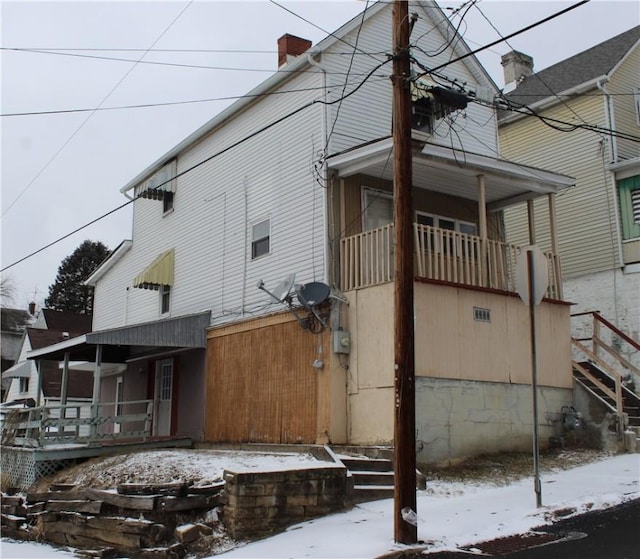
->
[474, 307, 491, 322]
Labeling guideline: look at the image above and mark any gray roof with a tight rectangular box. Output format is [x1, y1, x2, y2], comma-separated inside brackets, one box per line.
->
[505, 25, 640, 108]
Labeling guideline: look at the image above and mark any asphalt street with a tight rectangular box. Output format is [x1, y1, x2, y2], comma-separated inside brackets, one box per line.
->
[415, 498, 640, 559]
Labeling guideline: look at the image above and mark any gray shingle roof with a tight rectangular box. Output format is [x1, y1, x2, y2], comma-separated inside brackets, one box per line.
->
[505, 25, 640, 108]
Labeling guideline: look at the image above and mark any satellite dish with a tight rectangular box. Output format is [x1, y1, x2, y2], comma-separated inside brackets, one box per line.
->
[257, 273, 296, 304]
[296, 282, 330, 308]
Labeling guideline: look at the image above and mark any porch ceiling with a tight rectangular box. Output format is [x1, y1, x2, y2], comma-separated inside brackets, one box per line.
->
[326, 137, 575, 210]
[26, 311, 211, 363]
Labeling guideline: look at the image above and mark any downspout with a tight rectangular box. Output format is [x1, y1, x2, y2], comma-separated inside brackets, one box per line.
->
[597, 79, 617, 162]
[308, 51, 330, 284]
[596, 78, 624, 270]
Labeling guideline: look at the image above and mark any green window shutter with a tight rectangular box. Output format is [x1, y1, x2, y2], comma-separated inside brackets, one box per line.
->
[619, 175, 640, 240]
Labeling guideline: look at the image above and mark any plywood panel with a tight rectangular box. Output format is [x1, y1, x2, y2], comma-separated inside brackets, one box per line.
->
[205, 315, 326, 443]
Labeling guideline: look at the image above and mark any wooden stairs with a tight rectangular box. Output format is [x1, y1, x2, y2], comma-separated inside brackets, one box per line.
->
[340, 455, 395, 504]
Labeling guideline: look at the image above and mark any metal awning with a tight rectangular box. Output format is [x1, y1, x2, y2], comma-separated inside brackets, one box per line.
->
[2, 361, 33, 379]
[26, 311, 211, 362]
[133, 248, 174, 290]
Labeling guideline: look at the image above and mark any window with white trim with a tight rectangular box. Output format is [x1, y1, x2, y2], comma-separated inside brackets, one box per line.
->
[251, 218, 271, 259]
[160, 285, 171, 315]
[19, 377, 29, 393]
[416, 211, 477, 254]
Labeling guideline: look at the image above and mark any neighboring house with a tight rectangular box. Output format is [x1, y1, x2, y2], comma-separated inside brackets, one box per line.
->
[498, 27, 640, 376]
[3, 311, 93, 407]
[29, 1, 577, 466]
[1, 306, 36, 400]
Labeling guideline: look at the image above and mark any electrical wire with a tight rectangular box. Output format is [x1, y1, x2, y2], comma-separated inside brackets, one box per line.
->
[1, 58, 392, 273]
[1, 1, 195, 219]
[1, 77, 390, 118]
[1, 47, 382, 76]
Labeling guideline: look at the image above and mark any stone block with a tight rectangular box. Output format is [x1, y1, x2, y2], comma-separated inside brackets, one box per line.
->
[237, 484, 266, 497]
[175, 523, 200, 544]
[287, 494, 317, 507]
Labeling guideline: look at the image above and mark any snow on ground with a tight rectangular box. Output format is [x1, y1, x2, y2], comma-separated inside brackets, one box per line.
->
[2, 453, 638, 559]
[28, 449, 335, 491]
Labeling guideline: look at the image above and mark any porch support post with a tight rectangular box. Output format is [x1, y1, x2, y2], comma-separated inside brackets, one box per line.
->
[35, 360, 42, 407]
[527, 199, 536, 244]
[90, 344, 103, 439]
[548, 193, 563, 299]
[477, 174, 488, 287]
[58, 351, 70, 435]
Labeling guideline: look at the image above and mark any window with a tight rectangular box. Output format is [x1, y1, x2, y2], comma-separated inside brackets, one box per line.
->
[416, 212, 477, 255]
[634, 88, 640, 127]
[163, 191, 174, 214]
[19, 377, 29, 393]
[363, 188, 394, 231]
[251, 218, 270, 259]
[618, 175, 640, 240]
[160, 285, 171, 314]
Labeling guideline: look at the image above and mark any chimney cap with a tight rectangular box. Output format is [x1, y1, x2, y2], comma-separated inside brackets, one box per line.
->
[277, 33, 312, 68]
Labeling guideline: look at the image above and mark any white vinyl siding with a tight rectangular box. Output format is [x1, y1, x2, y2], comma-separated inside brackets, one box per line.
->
[91, 3, 502, 331]
[321, 5, 498, 158]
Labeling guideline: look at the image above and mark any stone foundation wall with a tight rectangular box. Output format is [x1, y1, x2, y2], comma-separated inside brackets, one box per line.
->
[222, 466, 351, 539]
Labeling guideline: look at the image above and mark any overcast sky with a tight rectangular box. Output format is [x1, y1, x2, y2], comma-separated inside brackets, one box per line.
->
[1, 0, 639, 310]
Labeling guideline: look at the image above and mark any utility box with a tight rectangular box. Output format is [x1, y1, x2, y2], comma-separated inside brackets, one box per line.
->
[333, 330, 351, 354]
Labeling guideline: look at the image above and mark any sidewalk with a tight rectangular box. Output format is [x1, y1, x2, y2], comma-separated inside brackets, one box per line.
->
[217, 453, 639, 559]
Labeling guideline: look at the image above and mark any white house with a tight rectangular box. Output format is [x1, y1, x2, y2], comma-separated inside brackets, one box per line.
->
[29, 1, 577, 466]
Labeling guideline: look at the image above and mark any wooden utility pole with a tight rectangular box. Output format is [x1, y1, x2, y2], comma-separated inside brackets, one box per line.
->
[392, 0, 417, 545]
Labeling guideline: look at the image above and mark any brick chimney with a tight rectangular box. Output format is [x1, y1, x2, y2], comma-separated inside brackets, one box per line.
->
[28, 301, 36, 315]
[501, 50, 534, 92]
[277, 34, 312, 68]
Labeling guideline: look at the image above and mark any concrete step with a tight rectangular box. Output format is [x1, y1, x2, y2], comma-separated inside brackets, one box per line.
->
[351, 471, 395, 486]
[351, 485, 395, 504]
[341, 457, 393, 472]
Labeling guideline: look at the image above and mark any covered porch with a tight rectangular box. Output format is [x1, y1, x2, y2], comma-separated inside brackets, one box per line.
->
[1, 311, 211, 450]
[327, 138, 575, 299]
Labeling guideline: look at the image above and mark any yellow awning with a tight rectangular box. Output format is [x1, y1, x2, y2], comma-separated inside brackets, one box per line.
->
[133, 248, 174, 290]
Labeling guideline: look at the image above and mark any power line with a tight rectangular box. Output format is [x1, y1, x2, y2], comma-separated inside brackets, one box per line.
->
[1, 1, 195, 219]
[1, 77, 390, 118]
[1, 58, 392, 273]
[1, 47, 382, 75]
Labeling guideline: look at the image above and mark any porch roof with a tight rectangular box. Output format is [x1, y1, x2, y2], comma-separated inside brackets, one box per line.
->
[26, 311, 211, 363]
[326, 137, 575, 211]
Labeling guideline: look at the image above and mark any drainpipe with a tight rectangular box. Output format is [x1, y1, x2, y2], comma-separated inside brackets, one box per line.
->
[308, 51, 330, 285]
[596, 79, 616, 162]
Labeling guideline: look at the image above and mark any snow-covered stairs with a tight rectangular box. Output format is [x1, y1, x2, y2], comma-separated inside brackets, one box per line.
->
[340, 456, 395, 504]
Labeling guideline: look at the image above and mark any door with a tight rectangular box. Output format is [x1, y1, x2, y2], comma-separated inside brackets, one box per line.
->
[153, 359, 173, 436]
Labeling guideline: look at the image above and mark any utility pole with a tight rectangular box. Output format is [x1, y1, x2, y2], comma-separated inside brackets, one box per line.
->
[392, 0, 417, 545]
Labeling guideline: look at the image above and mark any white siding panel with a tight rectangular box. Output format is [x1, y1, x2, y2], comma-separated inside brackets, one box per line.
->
[321, 5, 498, 158]
[92, 3, 501, 331]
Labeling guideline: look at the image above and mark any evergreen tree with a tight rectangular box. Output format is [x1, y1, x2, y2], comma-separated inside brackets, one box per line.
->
[45, 240, 110, 314]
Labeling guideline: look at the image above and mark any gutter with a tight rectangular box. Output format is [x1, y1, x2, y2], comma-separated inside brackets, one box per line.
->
[596, 79, 617, 162]
[499, 75, 609, 125]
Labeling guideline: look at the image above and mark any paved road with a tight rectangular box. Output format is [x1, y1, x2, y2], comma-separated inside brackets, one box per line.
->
[417, 498, 640, 559]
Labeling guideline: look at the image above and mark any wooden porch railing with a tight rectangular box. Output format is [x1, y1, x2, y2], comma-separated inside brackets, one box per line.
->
[340, 223, 562, 298]
[0, 399, 153, 448]
[571, 311, 640, 419]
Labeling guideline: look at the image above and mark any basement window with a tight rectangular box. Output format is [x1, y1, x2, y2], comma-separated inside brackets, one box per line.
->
[473, 307, 491, 323]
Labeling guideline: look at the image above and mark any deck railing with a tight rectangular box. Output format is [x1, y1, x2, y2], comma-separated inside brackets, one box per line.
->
[340, 223, 562, 298]
[0, 399, 153, 448]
